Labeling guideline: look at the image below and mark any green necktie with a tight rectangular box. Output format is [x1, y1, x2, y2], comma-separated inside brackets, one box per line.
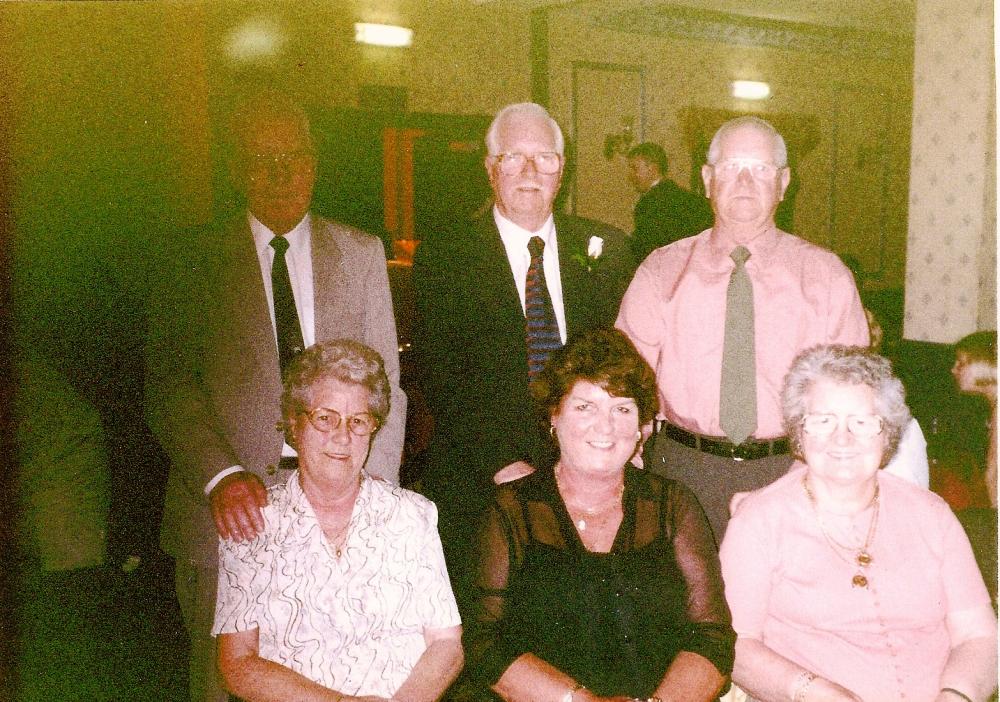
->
[720, 246, 757, 445]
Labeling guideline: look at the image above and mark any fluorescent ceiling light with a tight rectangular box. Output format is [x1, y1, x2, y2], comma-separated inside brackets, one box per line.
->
[732, 80, 771, 100]
[355, 23, 413, 47]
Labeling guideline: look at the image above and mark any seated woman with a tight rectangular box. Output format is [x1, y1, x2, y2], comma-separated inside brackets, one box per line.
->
[721, 345, 997, 702]
[465, 327, 735, 702]
[213, 339, 463, 702]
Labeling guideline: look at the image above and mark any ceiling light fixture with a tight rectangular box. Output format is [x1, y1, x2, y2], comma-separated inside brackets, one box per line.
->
[732, 80, 771, 100]
[354, 23, 413, 48]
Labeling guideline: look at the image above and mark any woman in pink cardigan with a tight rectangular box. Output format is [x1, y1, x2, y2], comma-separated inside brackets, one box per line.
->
[721, 345, 996, 702]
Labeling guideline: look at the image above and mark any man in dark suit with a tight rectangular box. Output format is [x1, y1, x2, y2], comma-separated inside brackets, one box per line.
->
[413, 102, 632, 596]
[145, 91, 405, 702]
[627, 141, 713, 264]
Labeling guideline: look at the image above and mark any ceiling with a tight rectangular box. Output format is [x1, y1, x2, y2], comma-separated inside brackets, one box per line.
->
[473, 0, 916, 37]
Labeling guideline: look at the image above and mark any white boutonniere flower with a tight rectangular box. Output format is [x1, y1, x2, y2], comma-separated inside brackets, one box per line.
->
[572, 236, 606, 273]
[587, 236, 604, 259]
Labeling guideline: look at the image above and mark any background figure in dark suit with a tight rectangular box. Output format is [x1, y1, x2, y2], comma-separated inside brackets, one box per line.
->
[413, 102, 633, 603]
[145, 91, 405, 702]
[627, 141, 713, 264]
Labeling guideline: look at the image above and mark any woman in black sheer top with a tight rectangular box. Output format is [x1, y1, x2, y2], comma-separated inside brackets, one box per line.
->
[464, 328, 734, 702]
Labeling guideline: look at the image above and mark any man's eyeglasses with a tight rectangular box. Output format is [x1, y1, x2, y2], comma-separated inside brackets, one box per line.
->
[247, 150, 315, 172]
[302, 408, 379, 437]
[801, 413, 884, 439]
[711, 158, 781, 181]
[493, 151, 562, 175]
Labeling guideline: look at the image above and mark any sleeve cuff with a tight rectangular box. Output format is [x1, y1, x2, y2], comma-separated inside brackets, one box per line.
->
[205, 466, 246, 496]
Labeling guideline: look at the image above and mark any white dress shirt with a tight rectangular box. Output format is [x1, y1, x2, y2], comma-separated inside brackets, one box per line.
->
[494, 206, 567, 344]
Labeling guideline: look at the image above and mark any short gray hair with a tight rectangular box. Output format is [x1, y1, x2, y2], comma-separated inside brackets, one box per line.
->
[280, 339, 391, 442]
[485, 102, 565, 156]
[782, 345, 911, 466]
[706, 115, 787, 168]
[229, 89, 315, 158]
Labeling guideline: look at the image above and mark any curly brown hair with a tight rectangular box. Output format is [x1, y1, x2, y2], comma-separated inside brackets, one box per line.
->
[531, 327, 658, 425]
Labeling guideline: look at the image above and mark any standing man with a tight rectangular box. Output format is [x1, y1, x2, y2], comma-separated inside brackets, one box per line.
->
[413, 102, 632, 592]
[145, 91, 405, 702]
[617, 116, 868, 542]
[627, 142, 713, 264]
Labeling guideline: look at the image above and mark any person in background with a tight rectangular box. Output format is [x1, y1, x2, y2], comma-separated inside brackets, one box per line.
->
[464, 328, 734, 702]
[952, 330, 997, 508]
[16, 349, 116, 699]
[626, 142, 713, 265]
[617, 116, 869, 542]
[215, 340, 461, 702]
[721, 345, 997, 702]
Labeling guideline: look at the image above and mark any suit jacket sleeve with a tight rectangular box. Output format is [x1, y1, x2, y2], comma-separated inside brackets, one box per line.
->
[360, 240, 406, 483]
[144, 233, 242, 499]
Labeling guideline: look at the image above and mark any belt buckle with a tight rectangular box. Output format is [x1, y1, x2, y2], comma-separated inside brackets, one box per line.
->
[730, 443, 745, 462]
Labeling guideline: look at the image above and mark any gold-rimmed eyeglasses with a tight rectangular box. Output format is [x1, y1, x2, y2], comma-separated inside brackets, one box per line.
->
[302, 407, 379, 437]
[492, 151, 562, 175]
[801, 413, 884, 439]
[711, 157, 781, 181]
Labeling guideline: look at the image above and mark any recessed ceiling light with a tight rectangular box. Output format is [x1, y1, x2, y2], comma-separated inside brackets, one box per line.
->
[732, 80, 771, 100]
[354, 23, 413, 48]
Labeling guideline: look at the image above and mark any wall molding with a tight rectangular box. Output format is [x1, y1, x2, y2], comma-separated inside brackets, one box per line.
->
[598, 4, 912, 60]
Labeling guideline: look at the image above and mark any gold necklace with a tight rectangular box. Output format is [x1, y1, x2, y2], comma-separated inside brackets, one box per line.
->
[555, 466, 624, 532]
[802, 475, 880, 588]
[318, 473, 363, 558]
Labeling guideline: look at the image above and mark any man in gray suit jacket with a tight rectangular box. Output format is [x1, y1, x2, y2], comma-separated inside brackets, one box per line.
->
[145, 91, 405, 702]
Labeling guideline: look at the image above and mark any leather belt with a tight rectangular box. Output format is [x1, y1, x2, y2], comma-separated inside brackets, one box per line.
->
[660, 422, 789, 461]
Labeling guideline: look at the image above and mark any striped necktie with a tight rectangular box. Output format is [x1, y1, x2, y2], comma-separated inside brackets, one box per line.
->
[525, 236, 562, 378]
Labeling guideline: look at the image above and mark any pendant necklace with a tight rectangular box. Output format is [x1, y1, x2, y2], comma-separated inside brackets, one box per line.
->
[555, 466, 624, 532]
[320, 473, 363, 558]
[802, 475, 880, 588]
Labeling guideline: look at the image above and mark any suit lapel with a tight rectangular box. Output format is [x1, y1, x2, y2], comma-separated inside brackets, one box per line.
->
[213, 215, 282, 396]
[470, 214, 526, 335]
[311, 216, 346, 341]
[556, 215, 590, 337]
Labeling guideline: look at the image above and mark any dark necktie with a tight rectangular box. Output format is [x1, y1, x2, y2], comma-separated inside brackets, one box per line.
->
[719, 245, 757, 445]
[269, 235, 305, 375]
[525, 236, 563, 378]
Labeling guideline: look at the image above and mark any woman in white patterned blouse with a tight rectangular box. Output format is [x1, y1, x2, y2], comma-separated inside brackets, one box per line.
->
[214, 339, 463, 702]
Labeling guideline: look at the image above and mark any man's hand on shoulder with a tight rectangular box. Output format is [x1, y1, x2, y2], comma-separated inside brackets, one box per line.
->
[493, 460, 536, 485]
[210, 472, 268, 542]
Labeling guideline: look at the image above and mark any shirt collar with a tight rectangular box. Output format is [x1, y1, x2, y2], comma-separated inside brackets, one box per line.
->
[493, 205, 556, 245]
[707, 224, 781, 266]
[249, 211, 311, 257]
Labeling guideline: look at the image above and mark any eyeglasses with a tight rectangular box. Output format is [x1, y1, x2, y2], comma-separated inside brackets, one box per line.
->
[711, 158, 781, 181]
[302, 407, 379, 436]
[247, 150, 315, 172]
[801, 413, 884, 439]
[492, 151, 562, 175]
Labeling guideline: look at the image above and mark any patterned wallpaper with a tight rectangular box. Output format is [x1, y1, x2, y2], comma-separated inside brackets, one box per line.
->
[904, 0, 996, 342]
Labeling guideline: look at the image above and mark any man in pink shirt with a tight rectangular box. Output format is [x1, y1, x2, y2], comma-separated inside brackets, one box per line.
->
[616, 116, 869, 541]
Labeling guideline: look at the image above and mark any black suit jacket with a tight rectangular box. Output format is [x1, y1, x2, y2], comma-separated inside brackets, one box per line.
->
[630, 179, 714, 264]
[413, 211, 633, 504]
